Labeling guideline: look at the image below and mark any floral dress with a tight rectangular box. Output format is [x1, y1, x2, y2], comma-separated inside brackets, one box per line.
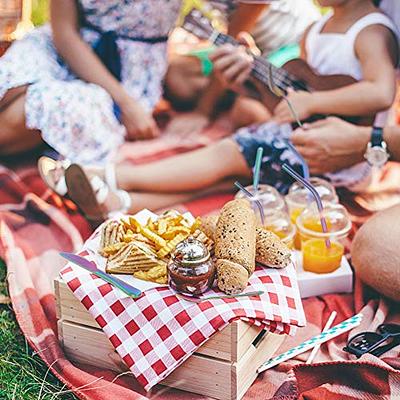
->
[0, 0, 182, 165]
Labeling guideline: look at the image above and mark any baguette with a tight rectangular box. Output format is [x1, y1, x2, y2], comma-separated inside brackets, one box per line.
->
[216, 259, 248, 294]
[201, 214, 291, 269]
[256, 228, 291, 268]
[215, 199, 256, 293]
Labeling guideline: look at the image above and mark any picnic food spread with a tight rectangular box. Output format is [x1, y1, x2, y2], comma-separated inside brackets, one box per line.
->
[59, 204, 306, 396]
[97, 199, 291, 295]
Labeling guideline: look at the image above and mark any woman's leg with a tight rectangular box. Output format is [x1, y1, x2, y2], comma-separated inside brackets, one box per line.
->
[0, 89, 43, 155]
[116, 139, 251, 193]
[126, 179, 237, 214]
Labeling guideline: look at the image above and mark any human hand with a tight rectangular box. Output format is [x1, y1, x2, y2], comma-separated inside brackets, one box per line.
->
[119, 98, 160, 140]
[210, 32, 256, 92]
[291, 117, 369, 174]
[273, 90, 316, 124]
[165, 111, 210, 138]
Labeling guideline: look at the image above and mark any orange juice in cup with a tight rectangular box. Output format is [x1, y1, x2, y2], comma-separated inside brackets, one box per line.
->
[285, 178, 338, 249]
[302, 239, 344, 273]
[263, 210, 296, 249]
[297, 203, 352, 273]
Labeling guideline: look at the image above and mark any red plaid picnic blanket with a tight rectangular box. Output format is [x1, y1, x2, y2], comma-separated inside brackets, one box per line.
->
[1, 136, 400, 399]
[60, 238, 305, 389]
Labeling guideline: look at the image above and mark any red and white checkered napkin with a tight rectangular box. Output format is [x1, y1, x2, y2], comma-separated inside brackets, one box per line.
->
[60, 254, 305, 390]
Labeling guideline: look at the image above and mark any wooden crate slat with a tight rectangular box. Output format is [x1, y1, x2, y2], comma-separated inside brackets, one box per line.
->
[60, 320, 233, 400]
[55, 278, 262, 362]
[233, 333, 285, 400]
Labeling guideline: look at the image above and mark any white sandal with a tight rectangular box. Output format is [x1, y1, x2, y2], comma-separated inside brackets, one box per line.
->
[65, 163, 131, 226]
[38, 156, 71, 196]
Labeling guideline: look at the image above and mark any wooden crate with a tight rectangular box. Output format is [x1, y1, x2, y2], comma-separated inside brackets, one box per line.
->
[55, 278, 285, 400]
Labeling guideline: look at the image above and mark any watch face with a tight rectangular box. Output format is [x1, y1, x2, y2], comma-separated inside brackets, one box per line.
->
[365, 147, 389, 168]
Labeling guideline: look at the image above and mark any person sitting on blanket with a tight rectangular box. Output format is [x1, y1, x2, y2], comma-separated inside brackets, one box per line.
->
[164, 0, 320, 134]
[284, 0, 400, 180]
[0, 0, 182, 161]
[40, 0, 398, 224]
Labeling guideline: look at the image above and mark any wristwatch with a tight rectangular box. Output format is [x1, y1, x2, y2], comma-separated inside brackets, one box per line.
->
[364, 126, 390, 168]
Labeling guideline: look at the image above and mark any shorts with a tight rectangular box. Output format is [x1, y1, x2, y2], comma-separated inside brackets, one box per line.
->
[234, 121, 372, 194]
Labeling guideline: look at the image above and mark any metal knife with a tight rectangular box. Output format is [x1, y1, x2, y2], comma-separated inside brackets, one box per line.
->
[60, 252, 142, 298]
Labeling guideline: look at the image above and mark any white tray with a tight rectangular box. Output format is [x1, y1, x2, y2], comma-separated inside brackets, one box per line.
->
[293, 251, 353, 298]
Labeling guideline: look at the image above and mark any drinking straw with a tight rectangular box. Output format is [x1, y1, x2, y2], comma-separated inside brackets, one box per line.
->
[306, 311, 337, 364]
[284, 96, 304, 128]
[234, 181, 265, 225]
[253, 147, 264, 192]
[257, 313, 363, 373]
[282, 164, 331, 248]
[285, 140, 310, 181]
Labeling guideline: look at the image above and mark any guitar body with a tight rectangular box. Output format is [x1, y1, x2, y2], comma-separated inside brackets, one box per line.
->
[260, 58, 374, 126]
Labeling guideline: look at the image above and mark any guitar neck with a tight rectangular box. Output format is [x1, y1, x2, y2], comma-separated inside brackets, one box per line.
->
[212, 32, 308, 94]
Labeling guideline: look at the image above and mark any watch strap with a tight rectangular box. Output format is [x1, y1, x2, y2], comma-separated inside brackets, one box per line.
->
[371, 126, 384, 147]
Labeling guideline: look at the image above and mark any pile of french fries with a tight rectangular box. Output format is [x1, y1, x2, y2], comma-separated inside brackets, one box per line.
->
[99, 211, 212, 284]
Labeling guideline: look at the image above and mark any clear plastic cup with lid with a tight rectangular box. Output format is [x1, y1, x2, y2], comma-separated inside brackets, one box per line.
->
[235, 184, 286, 222]
[285, 178, 338, 249]
[297, 203, 352, 273]
[263, 210, 296, 249]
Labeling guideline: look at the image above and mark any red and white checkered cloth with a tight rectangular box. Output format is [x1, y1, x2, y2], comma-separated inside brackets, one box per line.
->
[60, 249, 305, 390]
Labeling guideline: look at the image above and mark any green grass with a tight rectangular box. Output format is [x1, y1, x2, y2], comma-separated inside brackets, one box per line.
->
[0, 260, 78, 399]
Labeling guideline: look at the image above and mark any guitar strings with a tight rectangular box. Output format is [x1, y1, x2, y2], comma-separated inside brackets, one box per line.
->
[213, 33, 309, 93]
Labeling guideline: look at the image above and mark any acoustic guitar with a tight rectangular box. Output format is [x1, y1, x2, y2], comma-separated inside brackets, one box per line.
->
[182, 9, 375, 126]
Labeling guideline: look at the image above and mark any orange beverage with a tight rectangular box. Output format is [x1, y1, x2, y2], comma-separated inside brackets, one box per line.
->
[285, 178, 338, 250]
[302, 239, 344, 273]
[289, 207, 304, 249]
[297, 203, 351, 274]
[264, 211, 296, 249]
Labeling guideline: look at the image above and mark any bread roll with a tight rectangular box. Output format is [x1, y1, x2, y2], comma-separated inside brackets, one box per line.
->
[215, 199, 256, 275]
[256, 228, 291, 268]
[216, 259, 248, 294]
[201, 215, 218, 240]
[201, 214, 291, 269]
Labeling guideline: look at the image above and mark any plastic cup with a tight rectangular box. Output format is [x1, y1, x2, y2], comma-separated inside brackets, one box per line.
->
[263, 210, 296, 249]
[285, 178, 338, 249]
[302, 239, 344, 273]
[297, 203, 352, 273]
[235, 184, 286, 222]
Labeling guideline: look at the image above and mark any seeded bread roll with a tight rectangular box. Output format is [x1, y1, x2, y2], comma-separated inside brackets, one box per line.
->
[216, 259, 248, 294]
[201, 215, 219, 240]
[215, 199, 256, 275]
[202, 214, 291, 269]
[256, 228, 291, 268]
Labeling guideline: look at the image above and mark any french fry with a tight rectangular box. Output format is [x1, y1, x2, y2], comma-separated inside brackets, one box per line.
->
[190, 217, 202, 233]
[157, 233, 188, 258]
[140, 227, 167, 249]
[162, 226, 191, 240]
[121, 219, 132, 231]
[128, 217, 142, 232]
[157, 218, 168, 235]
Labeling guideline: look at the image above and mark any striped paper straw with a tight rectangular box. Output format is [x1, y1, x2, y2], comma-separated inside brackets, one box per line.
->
[306, 311, 337, 364]
[257, 313, 363, 373]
